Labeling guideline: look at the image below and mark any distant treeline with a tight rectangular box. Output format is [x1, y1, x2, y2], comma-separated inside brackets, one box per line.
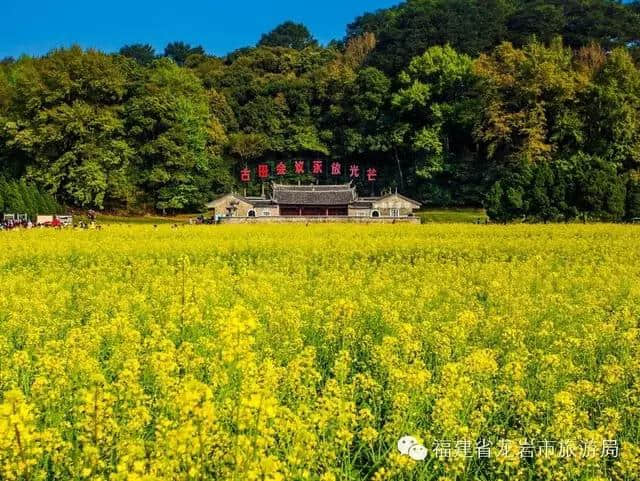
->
[1, 0, 640, 221]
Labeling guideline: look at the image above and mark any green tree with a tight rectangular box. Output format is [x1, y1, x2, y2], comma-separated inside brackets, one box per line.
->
[526, 162, 568, 221]
[506, 1, 566, 46]
[485, 174, 528, 222]
[16, 180, 36, 218]
[625, 170, 640, 219]
[569, 152, 626, 220]
[119, 44, 156, 65]
[126, 58, 224, 211]
[0, 177, 6, 212]
[3, 180, 26, 213]
[392, 45, 479, 195]
[228, 132, 269, 164]
[258, 21, 318, 50]
[474, 38, 581, 167]
[164, 42, 205, 66]
[4, 47, 136, 208]
[579, 47, 640, 170]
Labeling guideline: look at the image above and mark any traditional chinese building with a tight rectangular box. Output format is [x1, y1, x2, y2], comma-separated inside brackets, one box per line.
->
[206, 183, 421, 220]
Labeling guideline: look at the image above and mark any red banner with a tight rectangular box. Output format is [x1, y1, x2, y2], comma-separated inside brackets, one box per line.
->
[241, 161, 377, 182]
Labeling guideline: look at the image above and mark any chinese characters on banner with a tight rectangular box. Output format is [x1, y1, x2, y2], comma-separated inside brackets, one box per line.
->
[239, 160, 377, 183]
[397, 436, 620, 462]
[257, 164, 269, 179]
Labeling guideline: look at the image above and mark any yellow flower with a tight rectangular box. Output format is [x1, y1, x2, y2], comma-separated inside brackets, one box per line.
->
[0, 224, 637, 480]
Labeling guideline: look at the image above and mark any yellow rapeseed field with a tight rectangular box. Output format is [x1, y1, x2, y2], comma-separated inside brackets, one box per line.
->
[0, 224, 639, 481]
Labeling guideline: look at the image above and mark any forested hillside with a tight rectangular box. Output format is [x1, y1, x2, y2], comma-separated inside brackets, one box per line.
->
[1, 0, 640, 220]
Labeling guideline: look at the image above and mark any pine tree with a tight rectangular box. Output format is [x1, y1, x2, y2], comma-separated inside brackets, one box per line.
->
[0, 177, 6, 213]
[4, 181, 25, 213]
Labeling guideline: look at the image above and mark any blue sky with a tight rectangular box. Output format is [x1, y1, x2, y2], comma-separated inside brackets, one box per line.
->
[1, 1, 400, 59]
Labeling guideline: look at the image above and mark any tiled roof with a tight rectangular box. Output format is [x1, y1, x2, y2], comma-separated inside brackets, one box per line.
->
[272, 184, 356, 206]
[251, 199, 277, 207]
[350, 200, 375, 208]
[206, 194, 273, 209]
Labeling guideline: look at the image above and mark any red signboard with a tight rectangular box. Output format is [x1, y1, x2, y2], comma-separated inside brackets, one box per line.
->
[258, 164, 270, 179]
[240, 161, 378, 182]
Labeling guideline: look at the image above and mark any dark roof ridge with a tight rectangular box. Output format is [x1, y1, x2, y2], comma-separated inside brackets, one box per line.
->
[272, 183, 353, 190]
[272, 182, 356, 205]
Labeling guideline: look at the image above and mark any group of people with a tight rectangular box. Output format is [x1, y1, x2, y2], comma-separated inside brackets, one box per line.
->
[0, 218, 103, 230]
[0, 216, 64, 230]
[189, 214, 222, 225]
[75, 221, 101, 230]
[0, 218, 34, 230]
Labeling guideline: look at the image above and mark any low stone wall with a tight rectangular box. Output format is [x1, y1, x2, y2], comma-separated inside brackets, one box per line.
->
[219, 216, 421, 224]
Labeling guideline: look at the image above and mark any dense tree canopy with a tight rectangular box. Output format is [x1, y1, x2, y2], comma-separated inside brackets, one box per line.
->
[3, 47, 134, 208]
[1, 1, 640, 220]
[348, 0, 640, 74]
[125, 59, 226, 211]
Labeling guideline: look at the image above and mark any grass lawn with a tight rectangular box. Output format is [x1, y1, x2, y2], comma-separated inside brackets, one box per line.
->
[94, 214, 197, 225]
[417, 207, 487, 223]
[90, 208, 488, 225]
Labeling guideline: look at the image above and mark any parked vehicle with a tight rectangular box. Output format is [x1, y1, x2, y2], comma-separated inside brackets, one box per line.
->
[35, 214, 73, 227]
